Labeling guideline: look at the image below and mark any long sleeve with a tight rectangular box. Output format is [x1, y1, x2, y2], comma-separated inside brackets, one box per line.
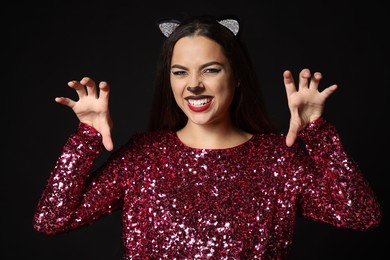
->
[296, 117, 381, 230]
[32, 123, 124, 234]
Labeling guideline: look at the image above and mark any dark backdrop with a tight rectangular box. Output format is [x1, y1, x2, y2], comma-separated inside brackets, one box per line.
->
[5, 1, 387, 259]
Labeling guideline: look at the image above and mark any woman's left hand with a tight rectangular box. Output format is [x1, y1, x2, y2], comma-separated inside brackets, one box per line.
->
[283, 68, 338, 147]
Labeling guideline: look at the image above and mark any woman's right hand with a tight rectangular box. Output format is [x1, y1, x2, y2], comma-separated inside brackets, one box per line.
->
[55, 77, 114, 151]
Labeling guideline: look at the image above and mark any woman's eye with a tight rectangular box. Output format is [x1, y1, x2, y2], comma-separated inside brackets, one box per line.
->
[172, 71, 186, 76]
[205, 68, 221, 74]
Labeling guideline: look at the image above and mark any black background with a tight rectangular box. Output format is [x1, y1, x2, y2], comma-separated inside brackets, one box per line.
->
[5, 1, 388, 259]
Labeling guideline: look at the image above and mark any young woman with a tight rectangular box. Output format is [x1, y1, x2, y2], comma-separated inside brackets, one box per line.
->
[33, 15, 381, 259]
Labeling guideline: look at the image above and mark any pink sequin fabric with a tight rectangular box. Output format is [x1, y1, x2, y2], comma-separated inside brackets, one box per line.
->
[33, 117, 381, 259]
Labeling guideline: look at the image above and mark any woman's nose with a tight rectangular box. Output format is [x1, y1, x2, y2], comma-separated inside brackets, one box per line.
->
[187, 85, 204, 94]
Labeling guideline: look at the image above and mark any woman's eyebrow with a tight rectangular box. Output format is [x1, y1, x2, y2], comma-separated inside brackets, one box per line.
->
[171, 61, 223, 70]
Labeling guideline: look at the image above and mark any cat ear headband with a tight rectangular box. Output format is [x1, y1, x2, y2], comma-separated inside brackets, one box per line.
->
[158, 18, 239, 37]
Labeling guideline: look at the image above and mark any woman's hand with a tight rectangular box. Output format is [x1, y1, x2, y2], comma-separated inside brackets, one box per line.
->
[284, 68, 337, 147]
[55, 77, 114, 151]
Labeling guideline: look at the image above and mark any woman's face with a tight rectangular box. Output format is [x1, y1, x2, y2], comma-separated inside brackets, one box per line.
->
[170, 35, 236, 127]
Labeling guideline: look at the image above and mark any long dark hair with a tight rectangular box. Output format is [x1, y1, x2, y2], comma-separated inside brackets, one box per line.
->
[148, 15, 275, 134]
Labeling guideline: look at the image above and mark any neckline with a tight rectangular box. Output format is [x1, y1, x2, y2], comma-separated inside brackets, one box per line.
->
[170, 130, 255, 151]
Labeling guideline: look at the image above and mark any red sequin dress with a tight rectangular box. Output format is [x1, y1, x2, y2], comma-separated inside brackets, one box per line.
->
[33, 117, 381, 259]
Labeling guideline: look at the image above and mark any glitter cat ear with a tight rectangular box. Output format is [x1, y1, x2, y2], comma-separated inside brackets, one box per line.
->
[218, 19, 239, 36]
[158, 19, 181, 37]
[157, 18, 239, 37]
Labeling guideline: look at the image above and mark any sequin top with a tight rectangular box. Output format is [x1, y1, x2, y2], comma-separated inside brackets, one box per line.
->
[33, 117, 381, 259]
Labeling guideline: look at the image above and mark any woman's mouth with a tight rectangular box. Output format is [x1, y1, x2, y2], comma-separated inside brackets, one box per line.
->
[186, 97, 212, 112]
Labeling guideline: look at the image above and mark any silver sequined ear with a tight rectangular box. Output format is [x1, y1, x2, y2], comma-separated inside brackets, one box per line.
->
[158, 20, 181, 37]
[218, 19, 239, 36]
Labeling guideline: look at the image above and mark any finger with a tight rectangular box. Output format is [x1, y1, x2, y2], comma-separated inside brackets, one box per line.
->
[98, 81, 110, 101]
[55, 97, 76, 108]
[103, 134, 114, 151]
[100, 125, 114, 151]
[285, 116, 301, 147]
[283, 70, 297, 96]
[321, 84, 338, 98]
[298, 68, 311, 90]
[308, 72, 322, 91]
[68, 80, 88, 98]
[80, 77, 98, 98]
[285, 128, 298, 147]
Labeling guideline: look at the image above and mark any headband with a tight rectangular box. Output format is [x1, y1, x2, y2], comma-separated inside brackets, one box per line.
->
[158, 18, 239, 38]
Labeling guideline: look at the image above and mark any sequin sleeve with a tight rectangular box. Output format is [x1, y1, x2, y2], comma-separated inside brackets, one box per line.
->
[296, 117, 381, 230]
[32, 122, 125, 234]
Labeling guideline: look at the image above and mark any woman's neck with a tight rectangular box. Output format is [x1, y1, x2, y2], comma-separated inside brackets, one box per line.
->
[176, 121, 252, 149]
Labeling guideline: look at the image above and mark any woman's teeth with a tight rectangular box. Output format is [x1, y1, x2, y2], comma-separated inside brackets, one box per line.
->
[188, 98, 211, 107]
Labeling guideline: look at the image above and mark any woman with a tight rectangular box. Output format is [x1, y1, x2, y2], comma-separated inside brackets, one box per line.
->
[33, 15, 381, 259]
